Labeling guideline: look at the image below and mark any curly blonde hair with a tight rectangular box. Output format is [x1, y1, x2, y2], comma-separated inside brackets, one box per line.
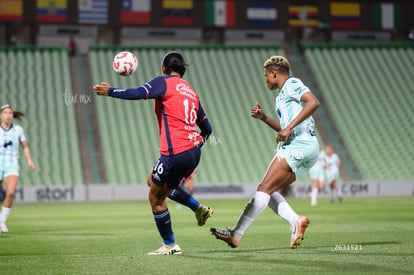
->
[264, 56, 290, 74]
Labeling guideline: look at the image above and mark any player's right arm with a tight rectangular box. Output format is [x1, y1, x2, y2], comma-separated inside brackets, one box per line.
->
[93, 77, 167, 99]
[251, 101, 281, 132]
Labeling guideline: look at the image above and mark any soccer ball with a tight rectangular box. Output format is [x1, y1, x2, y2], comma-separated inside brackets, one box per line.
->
[113, 51, 138, 76]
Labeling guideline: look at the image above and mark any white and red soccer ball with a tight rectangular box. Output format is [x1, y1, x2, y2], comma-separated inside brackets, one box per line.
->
[113, 51, 138, 76]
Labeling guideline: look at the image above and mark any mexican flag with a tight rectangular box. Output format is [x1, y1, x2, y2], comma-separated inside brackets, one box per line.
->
[205, 0, 235, 27]
[373, 3, 401, 30]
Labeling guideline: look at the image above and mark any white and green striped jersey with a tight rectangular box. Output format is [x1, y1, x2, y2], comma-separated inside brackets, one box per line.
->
[325, 153, 340, 174]
[0, 124, 26, 168]
[314, 150, 326, 170]
[275, 77, 317, 141]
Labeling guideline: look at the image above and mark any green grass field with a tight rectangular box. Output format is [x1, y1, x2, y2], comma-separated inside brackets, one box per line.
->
[1, 197, 413, 274]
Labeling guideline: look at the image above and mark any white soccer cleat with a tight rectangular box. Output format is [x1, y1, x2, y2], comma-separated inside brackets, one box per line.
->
[0, 222, 8, 233]
[290, 216, 309, 249]
[195, 205, 214, 226]
[210, 227, 240, 248]
[147, 243, 182, 256]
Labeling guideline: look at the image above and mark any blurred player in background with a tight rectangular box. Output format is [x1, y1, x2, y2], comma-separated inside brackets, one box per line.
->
[210, 56, 319, 249]
[0, 185, 5, 201]
[94, 52, 213, 255]
[179, 169, 196, 194]
[172, 169, 196, 209]
[309, 148, 326, 206]
[0, 105, 35, 233]
[325, 145, 342, 203]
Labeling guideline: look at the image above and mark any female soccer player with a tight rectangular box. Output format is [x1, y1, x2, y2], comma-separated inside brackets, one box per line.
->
[309, 148, 326, 206]
[93, 52, 213, 255]
[0, 104, 35, 233]
[179, 169, 196, 194]
[210, 56, 320, 249]
[325, 145, 342, 203]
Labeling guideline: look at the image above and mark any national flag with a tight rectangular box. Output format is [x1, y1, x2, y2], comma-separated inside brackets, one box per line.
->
[330, 2, 360, 29]
[288, 5, 318, 28]
[162, 0, 193, 26]
[37, 0, 67, 23]
[373, 3, 401, 30]
[0, 0, 23, 21]
[78, 0, 108, 24]
[120, 0, 151, 25]
[205, 0, 235, 27]
[246, 1, 277, 27]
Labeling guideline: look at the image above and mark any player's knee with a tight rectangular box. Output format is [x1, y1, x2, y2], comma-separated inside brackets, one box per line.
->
[149, 196, 161, 207]
[148, 194, 167, 212]
[5, 191, 14, 200]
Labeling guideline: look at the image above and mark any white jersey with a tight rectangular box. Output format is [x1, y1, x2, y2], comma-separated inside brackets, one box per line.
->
[0, 124, 26, 168]
[325, 153, 340, 174]
[275, 77, 317, 142]
[312, 150, 326, 171]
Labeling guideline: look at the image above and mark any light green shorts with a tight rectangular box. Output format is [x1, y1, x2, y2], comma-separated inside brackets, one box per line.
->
[309, 165, 325, 181]
[0, 165, 19, 180]
[326, 170, 339, 183]
[276, 139, 319, 178]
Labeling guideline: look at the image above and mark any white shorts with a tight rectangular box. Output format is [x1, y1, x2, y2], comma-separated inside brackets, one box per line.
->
[276, 139, 319, 178]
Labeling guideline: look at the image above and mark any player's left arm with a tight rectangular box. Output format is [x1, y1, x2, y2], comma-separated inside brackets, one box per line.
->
[276, 91, 319, 143]
[336, 156, 341, 170]
[20, 141, 35, 170]
[196, 103, 212, 144]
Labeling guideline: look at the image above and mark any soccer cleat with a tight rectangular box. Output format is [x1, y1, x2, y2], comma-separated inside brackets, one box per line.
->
[0, 222, 8, 233]
[195, 205, 214, 226]
[147, 243, 182, 256]
[210, 227, 240, 248]
[290, 216, 310, 249]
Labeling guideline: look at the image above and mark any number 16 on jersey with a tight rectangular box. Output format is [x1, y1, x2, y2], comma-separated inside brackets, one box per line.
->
[183, 99, 197, 124]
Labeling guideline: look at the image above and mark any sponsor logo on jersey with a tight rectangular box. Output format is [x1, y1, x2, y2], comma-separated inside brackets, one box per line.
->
[3, 140, 12, 148]
[176, 83, 197, 100]
[152, 173, 161, 181]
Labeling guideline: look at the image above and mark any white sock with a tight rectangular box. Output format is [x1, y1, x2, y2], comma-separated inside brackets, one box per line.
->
[331, 188, 337, 201]
[268, 192, 299, 225]
[311, 186, 318, 205]
[0, 206, 11, 223]
[337, 184, 342, 197]
[233, 191, 270, 238]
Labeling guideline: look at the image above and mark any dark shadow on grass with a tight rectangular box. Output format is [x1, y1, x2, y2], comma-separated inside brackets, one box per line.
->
[182, 246, 411, 273]
[39, 232, 116, 236]
[203, 240, 405, 254]
[303, 240, 402, 251]
[12, 231, 117, 237]
[357, 241, 400, 246]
